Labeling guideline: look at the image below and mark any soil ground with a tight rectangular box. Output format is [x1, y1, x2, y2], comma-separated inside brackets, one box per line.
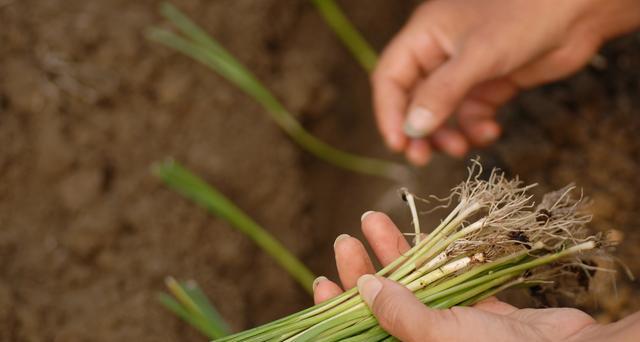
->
[0, 1, 638, 340]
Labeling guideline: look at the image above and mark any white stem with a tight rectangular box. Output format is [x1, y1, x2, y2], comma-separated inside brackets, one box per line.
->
[404, 190, 421, 244]
[400, 251, 448, 285]
[407, 256, 472, 291]
[390, 215, 487, 282]
[413, 217, 486, 267]
[564, 241, 596, 254]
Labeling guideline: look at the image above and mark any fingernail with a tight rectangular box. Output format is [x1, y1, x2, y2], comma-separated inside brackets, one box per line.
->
[404, 106, 435, 138]
[361, 211, 376, 222]
[357, 274, 382, 306]
[312, 276, 328, 291]
[333, 234, 351, 248]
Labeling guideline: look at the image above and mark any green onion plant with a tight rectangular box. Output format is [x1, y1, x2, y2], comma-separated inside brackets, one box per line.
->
[148, 3, 407, 182]
[212, 161, 605, 341]
[158, 277, 231, 339]
[310, 0, 378, 72]
[154, 161, 318, 338]
[154, 160, 316, 293]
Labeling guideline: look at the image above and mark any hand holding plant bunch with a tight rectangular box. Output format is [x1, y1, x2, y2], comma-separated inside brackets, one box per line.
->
[372, 0, 640, 165]
[214, 163, 638, 341]
[316, 211, 640, 342]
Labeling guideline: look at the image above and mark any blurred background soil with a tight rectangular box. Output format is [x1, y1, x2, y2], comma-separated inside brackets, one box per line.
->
[0, 0, 638, 341]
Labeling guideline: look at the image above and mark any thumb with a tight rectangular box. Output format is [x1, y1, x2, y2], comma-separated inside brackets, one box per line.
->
[404, 51, 497, 139]
[357, 274, 461, 342]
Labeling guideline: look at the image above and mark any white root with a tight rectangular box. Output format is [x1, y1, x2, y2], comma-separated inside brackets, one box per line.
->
[401, 188, 422, 245]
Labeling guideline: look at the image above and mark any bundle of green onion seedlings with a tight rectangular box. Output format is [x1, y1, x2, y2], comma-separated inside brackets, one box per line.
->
[217, 162, 606, 342]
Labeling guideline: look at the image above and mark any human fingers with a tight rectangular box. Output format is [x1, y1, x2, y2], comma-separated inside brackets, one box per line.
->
[334, 234, 376, 289]
[313, 276, 343, 304]
[405, 139, 433, 166]
[456, 99, 503, 146]
[430, 127, 470, 158]
[404, 48, 498, 139]
[372, 22, 447, 151]
[510, 35, 601, 88]
[357, 275, 491, 342]
[360, 211, 411, 266]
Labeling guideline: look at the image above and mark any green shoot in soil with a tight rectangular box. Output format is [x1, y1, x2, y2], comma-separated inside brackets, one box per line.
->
[148, 3, 407, 182]
[158, 278, 231, 339]
[311, 0, 378, 72]
[154, 159, 316, 292]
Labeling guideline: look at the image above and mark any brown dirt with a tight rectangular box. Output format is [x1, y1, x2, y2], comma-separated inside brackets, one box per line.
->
[0, 0, 638, 341]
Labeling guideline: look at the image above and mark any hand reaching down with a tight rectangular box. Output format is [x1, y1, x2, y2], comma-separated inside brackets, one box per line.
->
[372, 0, 640, 165]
